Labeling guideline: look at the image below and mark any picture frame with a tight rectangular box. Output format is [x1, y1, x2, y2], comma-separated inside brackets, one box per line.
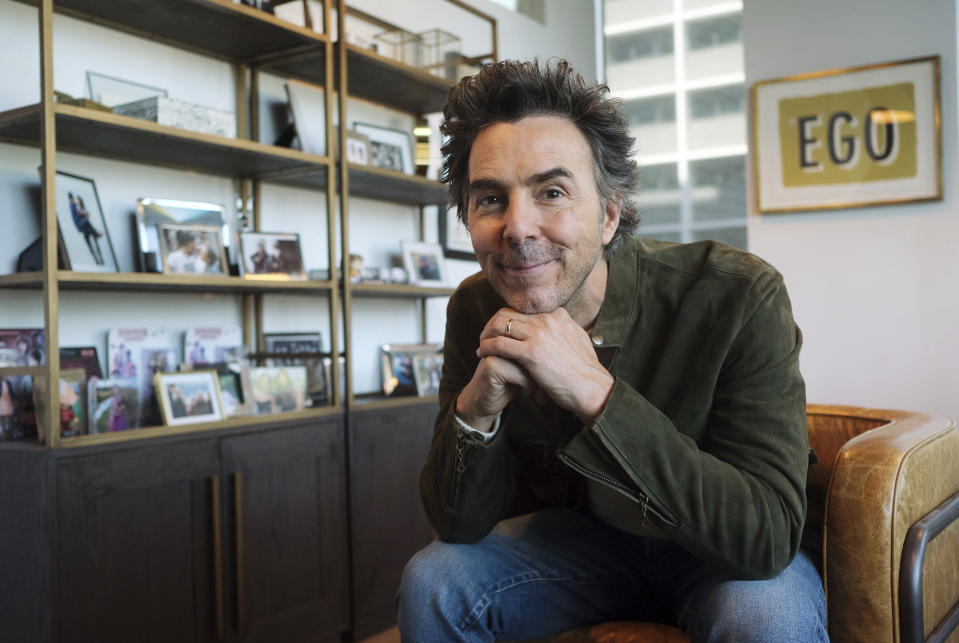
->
[135, 197, 227, 273]
[249, 365, 308, 414]
[345, 130, 372, 165]
[59, 346, 103, 381]
[439, 207, 475, 260]
[353, 122, 414, 174]
[107, 327, 178, 428]
[157, 223, 228, 275]
[57, 368, 87, 438]
[0, 329, 45, 367]
[238, 231, 307, 280]
[285, 79, 327, 156]
[53, 170, 120, 273]
[412, 352, 443, 396]
[183, 327, 244, 367]
[154, 370, 223, 426]
[263, 332, 327, 407]
[89, 377, 139, 433]
[752, 55, 941, 213]
[380, 343, 441, 397]
[86, 71, 167, 108]
[401, 240, 448, 287]
[208, 361, 253, 417]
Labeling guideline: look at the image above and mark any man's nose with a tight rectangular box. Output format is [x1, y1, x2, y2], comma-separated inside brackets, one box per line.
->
[501, 195, 540, 245]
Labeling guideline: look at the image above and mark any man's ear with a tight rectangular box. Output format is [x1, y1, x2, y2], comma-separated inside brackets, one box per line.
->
[602, 195, 622, 245]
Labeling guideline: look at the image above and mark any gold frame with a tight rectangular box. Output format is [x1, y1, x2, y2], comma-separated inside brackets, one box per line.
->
[751, 55, 942, 214]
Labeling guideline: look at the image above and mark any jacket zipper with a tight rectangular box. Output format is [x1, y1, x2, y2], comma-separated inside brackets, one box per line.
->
[558, 452, 677, 529]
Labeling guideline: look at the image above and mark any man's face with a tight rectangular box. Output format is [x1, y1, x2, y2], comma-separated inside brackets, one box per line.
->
[466, 115, 619, 316]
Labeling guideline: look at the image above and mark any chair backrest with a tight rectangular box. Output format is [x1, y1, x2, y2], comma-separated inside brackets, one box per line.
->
[806, 405, 889, 474]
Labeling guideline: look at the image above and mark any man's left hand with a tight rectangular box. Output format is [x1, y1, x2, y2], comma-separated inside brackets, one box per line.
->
[476, 307, 615, 424]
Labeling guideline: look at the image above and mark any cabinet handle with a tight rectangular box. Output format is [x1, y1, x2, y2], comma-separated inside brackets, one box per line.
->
[234, 473, 245, 634]
[211, 476, 224, 641]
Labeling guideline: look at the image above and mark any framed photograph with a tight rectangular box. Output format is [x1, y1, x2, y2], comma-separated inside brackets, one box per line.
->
[238, 231, 307, 280]
[57, 368, 87, 438]
[136, 198, 227, 273]
[249, 366, 308, 414]
[263, 332, 327, 407]
[380, 343, 441, 396]
[439, 207, 475, 260]
[89, 378, 139, 433]
[753, 55, 941, 213]
[208, 362, 253, 417]
[54, 170, 119, 272]
[401, 240, 448, 287]
[345, 130, 372, 165]
[155, 370, 223, 426]
[157, 223, 227, 275]
[353, 122, 414, 174]
[60, 346, 103, 380]
[86, 71, 167, 108]
[412, 352, 443, 396]
[285, 79, 327, 156]
[0, 329, 45, 367]
[183, 327, 243, 367]
[107, 327, 178, 428]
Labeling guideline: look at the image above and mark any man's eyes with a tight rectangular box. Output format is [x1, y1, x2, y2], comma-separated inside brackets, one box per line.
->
[475, 194, 501, 207]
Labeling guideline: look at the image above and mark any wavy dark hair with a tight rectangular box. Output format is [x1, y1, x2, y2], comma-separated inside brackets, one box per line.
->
[440, 58, 640, 258]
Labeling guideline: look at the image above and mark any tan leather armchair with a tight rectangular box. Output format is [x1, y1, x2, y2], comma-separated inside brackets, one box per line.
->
[515, 405, 959, 643]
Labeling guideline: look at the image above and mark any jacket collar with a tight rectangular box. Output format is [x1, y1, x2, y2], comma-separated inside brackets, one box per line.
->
[589, 236, 642, 350]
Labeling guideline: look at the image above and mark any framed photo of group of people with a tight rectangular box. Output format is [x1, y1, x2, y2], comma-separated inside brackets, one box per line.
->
[381, 343, 443, 397]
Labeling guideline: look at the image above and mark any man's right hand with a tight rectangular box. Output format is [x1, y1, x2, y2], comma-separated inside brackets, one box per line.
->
[454, 354, 536, 432]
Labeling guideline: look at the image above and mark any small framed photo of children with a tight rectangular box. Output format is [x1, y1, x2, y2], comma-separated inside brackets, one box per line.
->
[238, 231, 307, 280]
[156, 223, 227, 275]
[412, 352, 443, 396]
[380, 343, 441, 396]
[53, 170, 120, 272]
[155, 370, 223, 426]
[401, 241, 448, 287]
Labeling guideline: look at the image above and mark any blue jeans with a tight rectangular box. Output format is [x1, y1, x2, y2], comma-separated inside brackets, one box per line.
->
[398, 507, 828, 642]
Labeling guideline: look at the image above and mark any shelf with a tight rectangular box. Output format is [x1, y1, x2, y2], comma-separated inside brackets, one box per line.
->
[0, 104, 332, 185]
[347, 164, 447, 206]
[14, 0, 329, 67]
[350, 394, 439, 412]
[349, 282, 455, 298]
[0, 271, 336, 295]
[55, 404, 342, 448]
[343, 45, 453, 115]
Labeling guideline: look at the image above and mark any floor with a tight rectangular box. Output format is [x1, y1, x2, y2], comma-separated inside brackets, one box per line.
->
[359, 625, 401, 643]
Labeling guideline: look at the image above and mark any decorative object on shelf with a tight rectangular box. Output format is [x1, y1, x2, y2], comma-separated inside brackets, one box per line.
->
[348, 253, 363, 283]
[15, 234, 67, 272]
[401, 240, 448, 287]
[56, 369, 86, 437]
[249, 365, 308, 413]
[60, 346, 103, 381]
[85, 71, 167, 108]
[389, 266, 409, 284]
[418, 28, 462, 78]
[412, 352, 443, 396]
[361, 266, 385, 282]
[53, 170, 120, 273]
[374, 28, 423, 67]
[135, 197, 227, 273]
[285, 79, 327, 156]
[154, 370, 223, 426]
[156, 223, 227, 275]
[345, 130, 372, 165]
[53, 90, 111, 113]
[212, 361, 253, 417]
[753, 55, 942, 213]
[112, 95, 237, 138]
[183, 327, 244, 367]
[89, 377, 139, 433]
[380, 343, 441, 396]
[263, 332, 327, 407]
[107, 327, 178, 428]
[0, 374, 34, 441]
[439, 207, 475, 261]
[238, 231, 307, 280]
[0, 328, 45, 367]
[354, 122, 414, 175]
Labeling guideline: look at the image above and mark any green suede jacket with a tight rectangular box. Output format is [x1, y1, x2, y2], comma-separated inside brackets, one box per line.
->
[420, 236, 809, 580]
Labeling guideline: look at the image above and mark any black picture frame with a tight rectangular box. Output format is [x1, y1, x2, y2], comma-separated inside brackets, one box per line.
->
[439, 207, 475, 261]
[53, 170, 120, 272]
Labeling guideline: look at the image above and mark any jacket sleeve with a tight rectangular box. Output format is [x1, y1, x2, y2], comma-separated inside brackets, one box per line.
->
[419, 287, 517, 542]
[560, 270, 808, 580]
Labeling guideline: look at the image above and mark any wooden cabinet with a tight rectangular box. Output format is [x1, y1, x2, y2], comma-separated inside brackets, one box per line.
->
[348, 400, 437, 639]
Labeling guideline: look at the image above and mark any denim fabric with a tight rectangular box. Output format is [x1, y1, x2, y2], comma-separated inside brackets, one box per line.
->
[398, 507, 828, 643]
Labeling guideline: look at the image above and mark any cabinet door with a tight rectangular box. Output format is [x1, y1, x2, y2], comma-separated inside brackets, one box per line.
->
[348, 401, 437, 639]
[220, 419, 349, 643]
[56, 438, 221, 643]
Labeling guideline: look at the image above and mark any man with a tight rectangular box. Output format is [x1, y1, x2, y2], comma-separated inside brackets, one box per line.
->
[398, 60, 826, 642]
[165, 230, 203, 273]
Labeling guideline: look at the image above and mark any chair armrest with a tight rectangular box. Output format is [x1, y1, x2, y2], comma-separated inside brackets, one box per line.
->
[823, 408, 958, 643]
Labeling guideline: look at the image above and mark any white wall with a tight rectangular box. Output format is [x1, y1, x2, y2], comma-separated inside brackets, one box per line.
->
[743, 0, 959, 421]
